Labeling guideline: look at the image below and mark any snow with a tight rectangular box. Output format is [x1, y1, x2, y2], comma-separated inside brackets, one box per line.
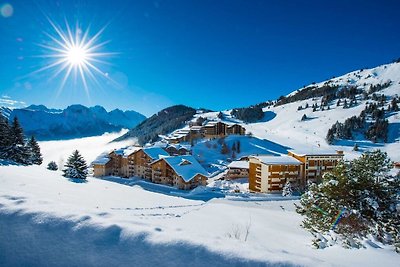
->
[143, 147, 170, 160]
[160, 155, 209, 182]
[254, 155, 302, 165]
[1, 136, 399, 266]
[227, 161, 249, 169]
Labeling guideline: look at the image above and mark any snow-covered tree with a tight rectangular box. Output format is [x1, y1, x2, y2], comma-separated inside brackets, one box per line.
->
[26, 136, 42, 165]
[282, 181, 293, 197]
[8, 117, 29, 164]
[63, 150, 88, 179]
[296, 150, 400, 252]
[0, 113, 11, 158]
[47, 161, 58, 171]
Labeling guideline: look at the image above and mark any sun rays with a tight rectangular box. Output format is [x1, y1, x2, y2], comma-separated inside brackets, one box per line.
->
[35, 17, 117, 100]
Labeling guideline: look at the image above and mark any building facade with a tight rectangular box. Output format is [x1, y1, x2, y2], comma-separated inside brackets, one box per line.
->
[226, 160, 249, 180]
[92, 147, 208, 190]
[288, 150, 344, 184]
[151, 155, 208, 190]
[249, 156, 302, 193]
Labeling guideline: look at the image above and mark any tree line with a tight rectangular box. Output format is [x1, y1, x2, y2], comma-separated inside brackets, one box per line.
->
[0, 114, 42, 165]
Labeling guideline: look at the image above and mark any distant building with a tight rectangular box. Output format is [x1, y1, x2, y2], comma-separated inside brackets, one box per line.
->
[151, 155, 208, 190]
[249, 155, 302, 193]
[226, 160, 249, 180]
[165, 120, 246, 144]
[164, 144, 191, 156]
[203, 121, 246, 138]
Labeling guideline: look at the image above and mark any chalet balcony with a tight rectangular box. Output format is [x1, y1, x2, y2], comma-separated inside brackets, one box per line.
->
[256, 166, 261, 172]
[256, 172, 262, 178]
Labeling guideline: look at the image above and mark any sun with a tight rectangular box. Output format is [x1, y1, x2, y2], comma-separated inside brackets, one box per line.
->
[66, 46, 88, 66]
[34, 18, 117, 98]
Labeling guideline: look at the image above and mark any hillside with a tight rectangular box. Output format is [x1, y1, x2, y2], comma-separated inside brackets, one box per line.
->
[0, 134, 398, 266]
[115, 105, 199, 145]
[137, 62, 400, 162]
[244, 62, 400, 161]
[1, 104, 146, 140]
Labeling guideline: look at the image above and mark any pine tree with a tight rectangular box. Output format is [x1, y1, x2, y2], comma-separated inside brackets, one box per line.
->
[0, 113, 11, 158]
[10, 117, 24, 145]
[231, 142, 237, 152]
[63, 150, 88, 179]
[301, 114, 307, 121]
[26, 136, 43, 165]
[353, 143, 359, 151]
[296, 151, 400, 252]
[8, 117, 29, 164]
[282, 181, 293, 197]
[47, 161, 58, 171]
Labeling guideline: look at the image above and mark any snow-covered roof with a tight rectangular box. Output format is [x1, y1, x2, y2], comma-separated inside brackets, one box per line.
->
[92, 153, 111, 165]
[142, 147, 169, 160]
[289, 149, 343, 157]
[166, 144, 191, 150]
[113, 149, 125, 156]
[158, 155, 209, 182]
[227, 161, 249, 169]
[111, 146, 142, 157]
[252, 155, 302, 165]
[190, 126, 203, 130]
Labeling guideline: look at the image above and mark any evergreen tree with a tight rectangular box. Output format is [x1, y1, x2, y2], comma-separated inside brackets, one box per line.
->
[301, 114, 307, 121]
[220, 142, 230, 155]
[353, 143, 359, 151]
[10, 117, 24, 145]
[326, 128, 334, 144]
[26, 136, 43, 165]
[231, 142, 237, 152]
[296, 151, 400, 252]
[0, 113, 11, 158]
[8, 117, 29, 164]
[236, 140, 241, 153]
[282, 181, 293, 197]
[47, 161, 58, 171]
[63, 150, 88, 179]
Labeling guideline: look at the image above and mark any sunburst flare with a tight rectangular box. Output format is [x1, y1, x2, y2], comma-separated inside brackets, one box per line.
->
[35, 18, 117, 99]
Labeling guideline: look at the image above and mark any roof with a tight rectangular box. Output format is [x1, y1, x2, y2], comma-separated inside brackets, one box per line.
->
[288, 149, 344, 157]
[252, 155, 302, 165]
[156, 155, 209, 182]
[227, 161, 249, 169]
[142, 147, 169, 160]
[92, 153, 111, 165]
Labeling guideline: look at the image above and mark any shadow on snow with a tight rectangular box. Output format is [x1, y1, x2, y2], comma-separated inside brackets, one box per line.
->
[0, 210, 298, 267]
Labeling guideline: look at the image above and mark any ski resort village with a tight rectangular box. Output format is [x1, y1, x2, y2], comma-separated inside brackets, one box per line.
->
[1, 1, 400, 266]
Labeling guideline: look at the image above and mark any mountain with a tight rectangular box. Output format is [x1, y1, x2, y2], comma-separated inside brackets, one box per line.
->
[244, 61, 400, 161]
[2, 104, 146, 140]
[115, 61, 400, 162]
[114, 105, 198, 145]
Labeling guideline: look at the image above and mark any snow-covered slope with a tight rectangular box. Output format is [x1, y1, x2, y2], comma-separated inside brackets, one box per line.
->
[3, 104, 146, 140]
[0, 135, 398, 266]
[246, 62, 400, 161]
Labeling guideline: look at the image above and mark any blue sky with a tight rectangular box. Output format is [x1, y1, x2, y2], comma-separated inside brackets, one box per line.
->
[0, 0, 399, 116]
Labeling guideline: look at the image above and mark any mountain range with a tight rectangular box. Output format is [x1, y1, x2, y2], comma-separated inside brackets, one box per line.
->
[0, 104, 146, 140]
